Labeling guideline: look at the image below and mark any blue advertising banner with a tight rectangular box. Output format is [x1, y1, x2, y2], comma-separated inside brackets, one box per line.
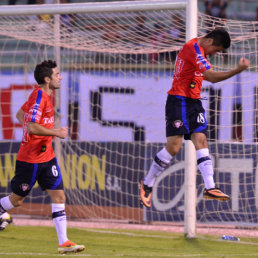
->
[0, 141, 257, 223]
[148, 143, 258, 224]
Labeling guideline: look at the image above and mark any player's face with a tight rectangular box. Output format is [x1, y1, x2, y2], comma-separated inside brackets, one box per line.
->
[205, 45, 224, 56]
[49, 68, 62, 89]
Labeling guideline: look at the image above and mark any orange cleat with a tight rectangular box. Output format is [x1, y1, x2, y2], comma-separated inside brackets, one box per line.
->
[140, 180, 152, 208]
[58, 240, 85, 254]
[203, 188, 230, 201]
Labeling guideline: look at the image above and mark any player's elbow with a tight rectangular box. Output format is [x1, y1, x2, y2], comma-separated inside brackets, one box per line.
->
[16, 109, 24, 124]
[27, 122, 36, 134]
[208, 77, 219, 83]
[204, 75, 219, 83]
[203, 70, 220, 83]
[16, 114, 21, 124]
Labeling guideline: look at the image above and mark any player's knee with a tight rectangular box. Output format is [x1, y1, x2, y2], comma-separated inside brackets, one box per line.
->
[60, 196, 66, 203]
[191, 133, 208, 149]
[166, 146, 180, 156]
[9, 194, 25, 207]
[200, 140, 208, 149]
[166, 137, 182, 156]
[51, 194, 66, 203]
[12, 198, 24, 207]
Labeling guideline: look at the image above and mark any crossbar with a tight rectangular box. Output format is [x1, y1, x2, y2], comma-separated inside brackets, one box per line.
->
[0, 1, 187, 16]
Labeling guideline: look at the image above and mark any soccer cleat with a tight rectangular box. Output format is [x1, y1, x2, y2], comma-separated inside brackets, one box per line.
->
[203, 187, 230, 201]
[0, 213, 13, 231]
[140, 180, 152, 208]
[58, 240, 85, 254]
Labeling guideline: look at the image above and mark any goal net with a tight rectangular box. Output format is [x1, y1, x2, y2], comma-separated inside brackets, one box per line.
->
[0, 1, 257, 232]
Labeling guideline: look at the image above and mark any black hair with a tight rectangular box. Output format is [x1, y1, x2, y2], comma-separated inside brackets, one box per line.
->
[204, 28, 231, 49]
[34, 60, 57, 84]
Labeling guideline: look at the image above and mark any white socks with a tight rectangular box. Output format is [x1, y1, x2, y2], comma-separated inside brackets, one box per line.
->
[144, 147, 215, 190]
[0, 212, 10, 220]
[0, 196, 14, 214]
[144, 147, 172, 187]
[52, 203, 68, 245]
[196, 148, 215, 189]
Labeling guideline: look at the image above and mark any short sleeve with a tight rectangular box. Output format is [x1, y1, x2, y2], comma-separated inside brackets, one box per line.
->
[192, 42, 212, 73]
[26, 89, 44, 123]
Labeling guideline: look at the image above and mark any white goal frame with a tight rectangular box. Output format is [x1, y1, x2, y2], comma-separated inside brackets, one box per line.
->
[0, 0, 198, 238]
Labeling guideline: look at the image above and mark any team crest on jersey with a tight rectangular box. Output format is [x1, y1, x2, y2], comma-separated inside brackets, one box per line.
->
[189, 82, 196, 89]
[173, 120, 183, 128]
[20, 183, 30, 191]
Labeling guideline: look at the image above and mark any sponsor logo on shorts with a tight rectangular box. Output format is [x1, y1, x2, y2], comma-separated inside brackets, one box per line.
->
[20, 183, 30, 191]
[173, 120, 183, 128]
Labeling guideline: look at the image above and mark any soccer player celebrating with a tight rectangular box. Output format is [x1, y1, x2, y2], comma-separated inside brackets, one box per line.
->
[141, 28, 250, 208]
[0, 60, 85, 254]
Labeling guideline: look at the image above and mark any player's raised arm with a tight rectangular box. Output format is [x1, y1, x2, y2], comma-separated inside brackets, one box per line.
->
[27, 122, 68, 139]
[203, 57, 250, 83]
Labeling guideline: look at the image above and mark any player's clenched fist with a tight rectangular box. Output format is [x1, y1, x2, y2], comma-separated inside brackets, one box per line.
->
[56, 127, 68, 139]
[238, 57, 250, 71]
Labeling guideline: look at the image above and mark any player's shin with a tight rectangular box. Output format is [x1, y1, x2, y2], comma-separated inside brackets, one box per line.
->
[196, 148, 215, 189]
[52, 203, 68, 245]
[144, 147, 172, 187]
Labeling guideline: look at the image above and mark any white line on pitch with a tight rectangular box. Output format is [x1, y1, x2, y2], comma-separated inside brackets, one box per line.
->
[0, 253, 258, 257]
[0, 253, 91, 257]
[81, 228, 258, 246]
[81, 228, 177, 239]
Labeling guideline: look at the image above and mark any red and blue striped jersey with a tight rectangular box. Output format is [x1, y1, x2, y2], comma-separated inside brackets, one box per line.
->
[168, 38, 212, 99]
[17, 86, 55, 163]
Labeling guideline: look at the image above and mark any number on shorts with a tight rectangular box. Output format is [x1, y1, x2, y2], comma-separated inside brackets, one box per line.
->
[52, 165, 58, 177]
[197, 113, 205, 124]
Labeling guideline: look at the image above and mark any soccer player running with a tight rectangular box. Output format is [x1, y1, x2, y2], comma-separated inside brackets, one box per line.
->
[0, 60, 85, 254]
[141, 28, 250, 208]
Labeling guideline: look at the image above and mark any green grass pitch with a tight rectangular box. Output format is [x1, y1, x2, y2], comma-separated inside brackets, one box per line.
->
[1, 225, 258, 257]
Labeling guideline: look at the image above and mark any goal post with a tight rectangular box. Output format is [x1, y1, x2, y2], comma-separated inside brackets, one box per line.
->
[184, 0, 198, 238]
[0, 0, 257, 239]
